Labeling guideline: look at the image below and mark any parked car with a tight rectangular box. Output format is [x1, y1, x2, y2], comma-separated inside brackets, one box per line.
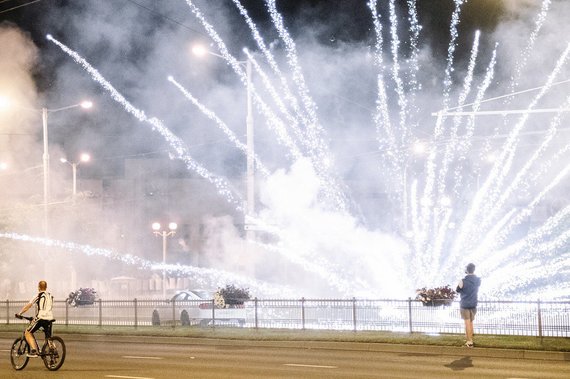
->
[151, 290, 246, 327]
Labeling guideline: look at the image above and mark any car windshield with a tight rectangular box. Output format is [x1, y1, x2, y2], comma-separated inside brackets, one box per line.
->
[190, 290, 213, 299]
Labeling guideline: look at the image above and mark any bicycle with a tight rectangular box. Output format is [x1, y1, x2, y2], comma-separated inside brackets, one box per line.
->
[10, 314, 66, 371]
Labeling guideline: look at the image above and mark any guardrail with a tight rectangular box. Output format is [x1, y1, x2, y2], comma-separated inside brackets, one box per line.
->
[2, 298, 569, 337]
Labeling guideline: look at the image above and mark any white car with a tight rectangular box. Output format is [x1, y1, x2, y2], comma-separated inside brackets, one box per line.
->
[151, 290, 246, 327]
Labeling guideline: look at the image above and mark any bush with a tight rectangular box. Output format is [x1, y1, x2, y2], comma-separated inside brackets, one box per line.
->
[215, 285, 251, 308]
[416, 285, 456, 306]
[67, 287, 98, 307]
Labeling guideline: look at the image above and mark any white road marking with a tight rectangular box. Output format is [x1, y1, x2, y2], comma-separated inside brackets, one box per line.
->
[284, 363, 338, 369]
[105, 376, 155, 379]
[121, 355, 163, 360]
[0, 349, 11, 352]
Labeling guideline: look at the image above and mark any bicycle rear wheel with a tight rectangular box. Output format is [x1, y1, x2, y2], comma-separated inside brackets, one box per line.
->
[41, 336, 66, 371]
[10, 337, 30, 370]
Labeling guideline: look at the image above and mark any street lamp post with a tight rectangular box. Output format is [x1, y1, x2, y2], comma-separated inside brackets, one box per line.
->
[152, 222, 177, 298]
[60, 153, 90, 204]
[192, 45, 255, 240]
[41, 101, 93, 238]
[245, 56, 255, 242]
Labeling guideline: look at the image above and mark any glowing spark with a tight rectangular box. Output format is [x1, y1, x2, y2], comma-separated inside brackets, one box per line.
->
[167, 76, 270, 177]
[46, 35, 243, 211]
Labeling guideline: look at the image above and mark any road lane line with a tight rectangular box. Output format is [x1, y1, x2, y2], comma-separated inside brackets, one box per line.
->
[284, 363, 338, 369]
[105, 376, 155, 379]
[121, 355, 163, 360]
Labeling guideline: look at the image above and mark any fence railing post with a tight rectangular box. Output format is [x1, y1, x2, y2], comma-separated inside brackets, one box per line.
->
[301, 297, 306, 330]
[254, 297, 258, 329]
[134, 298, 138, 329]
[65, 300, 69, 326]
[6, 299, 9, 325]
[98, 299, 102, 327]
[172, 298, 176, 329]
[408, 298, 413, 333]
[211, 299, 216, 328]
[537, 299, 543, 342]
[352, 298, 357, 332]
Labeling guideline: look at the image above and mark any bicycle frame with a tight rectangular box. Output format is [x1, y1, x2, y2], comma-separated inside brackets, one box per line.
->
[10, 314, 66, 371]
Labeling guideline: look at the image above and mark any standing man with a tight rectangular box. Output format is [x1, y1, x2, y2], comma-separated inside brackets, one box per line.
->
[17, 280, 54, 357]
[456, 263, 481, 348]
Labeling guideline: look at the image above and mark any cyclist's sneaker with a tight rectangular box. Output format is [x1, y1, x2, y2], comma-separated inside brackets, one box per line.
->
[464, 341, 474, 348]
[27, 349, 38, 357]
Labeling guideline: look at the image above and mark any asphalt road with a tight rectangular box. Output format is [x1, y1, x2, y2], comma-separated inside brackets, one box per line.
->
[1, 334, 569, 378]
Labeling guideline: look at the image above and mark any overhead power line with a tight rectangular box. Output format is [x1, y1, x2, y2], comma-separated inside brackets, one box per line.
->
[0, 0, 42, 15]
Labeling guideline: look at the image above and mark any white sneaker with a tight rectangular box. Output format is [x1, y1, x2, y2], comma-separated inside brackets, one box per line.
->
[27, 349, 38, 357]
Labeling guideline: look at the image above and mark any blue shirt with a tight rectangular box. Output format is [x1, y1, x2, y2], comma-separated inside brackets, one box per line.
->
[457, 274, 481, 309]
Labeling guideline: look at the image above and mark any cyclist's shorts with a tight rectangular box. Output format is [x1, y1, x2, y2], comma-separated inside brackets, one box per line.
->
[27, 318, 53, 338]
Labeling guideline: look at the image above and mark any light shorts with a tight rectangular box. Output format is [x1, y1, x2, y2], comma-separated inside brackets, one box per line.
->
[460, 307, 477, 321]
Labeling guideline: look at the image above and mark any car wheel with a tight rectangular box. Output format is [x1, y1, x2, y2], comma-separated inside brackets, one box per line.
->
[180, 310, 190, 326]
[152, 310, 160, 326]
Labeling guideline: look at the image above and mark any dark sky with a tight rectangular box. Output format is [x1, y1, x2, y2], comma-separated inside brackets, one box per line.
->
[0, 0, 563, 181]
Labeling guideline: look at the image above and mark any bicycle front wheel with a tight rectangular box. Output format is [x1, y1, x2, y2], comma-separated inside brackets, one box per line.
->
[10, 337, 30, 370]
[41, 336, 66, 371]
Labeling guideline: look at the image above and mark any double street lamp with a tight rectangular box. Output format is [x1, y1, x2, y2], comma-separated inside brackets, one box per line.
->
[152, 222, 178, 298]
[60, 152, 91, 203]
[42, 101, 93, 236]
[0, 96, 93, 240]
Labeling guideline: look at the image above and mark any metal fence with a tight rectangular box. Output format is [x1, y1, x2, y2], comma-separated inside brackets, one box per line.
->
[2, 298, 570, 337]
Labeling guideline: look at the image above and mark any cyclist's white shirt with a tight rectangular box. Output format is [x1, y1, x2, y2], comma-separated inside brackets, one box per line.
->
[30, 291, 54, 320]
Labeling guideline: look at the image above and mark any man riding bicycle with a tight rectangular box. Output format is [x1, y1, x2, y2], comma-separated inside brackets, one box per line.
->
[17, 280, 54, 357]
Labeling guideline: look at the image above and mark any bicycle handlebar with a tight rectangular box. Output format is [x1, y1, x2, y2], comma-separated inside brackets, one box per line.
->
[15, 314, 33, 321]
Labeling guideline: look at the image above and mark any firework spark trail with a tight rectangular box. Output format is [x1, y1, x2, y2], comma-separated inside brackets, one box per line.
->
[426, 32, 482, 271]
[492, 0, 552, 149]
[488, 162, 570, 255]
[243, 48, 305, 143]
[265, 0, 348, 212]
[265, 0, 320, 131]
[449, 45, 567, 263]
[388, 0, 409, 147]
[508, 0, 552, 94]
[405, 0, 421, 128]
[186, 0, 346, 212]
[46, 35, 243, 212]
[439, 47, 499, 276]
[480, 205, 570, 272]
[486, 246, 570, 298]
[167, 76, 270, 177]
[428, 208, 453, 284]
[368, 0, 396, 158]
[475, 44, 570, 233]
[234, 0, 346, 204]
[478, 155, 570, 259]
[450, 45, 498, 197]
[428, 31, 481, 264]
[418, 0, 465, 241]
[184, 0, 303, 162]
[437, 30, 480, 198]
[479, 94, 570, 233]
[230, 0, 309, 127]
[530, 143, 570, 184]
[406, 0, 421, 93]
[0, 232, 293, 296]
[441, 0, 464, 110]
[419, 0, 466, 216]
